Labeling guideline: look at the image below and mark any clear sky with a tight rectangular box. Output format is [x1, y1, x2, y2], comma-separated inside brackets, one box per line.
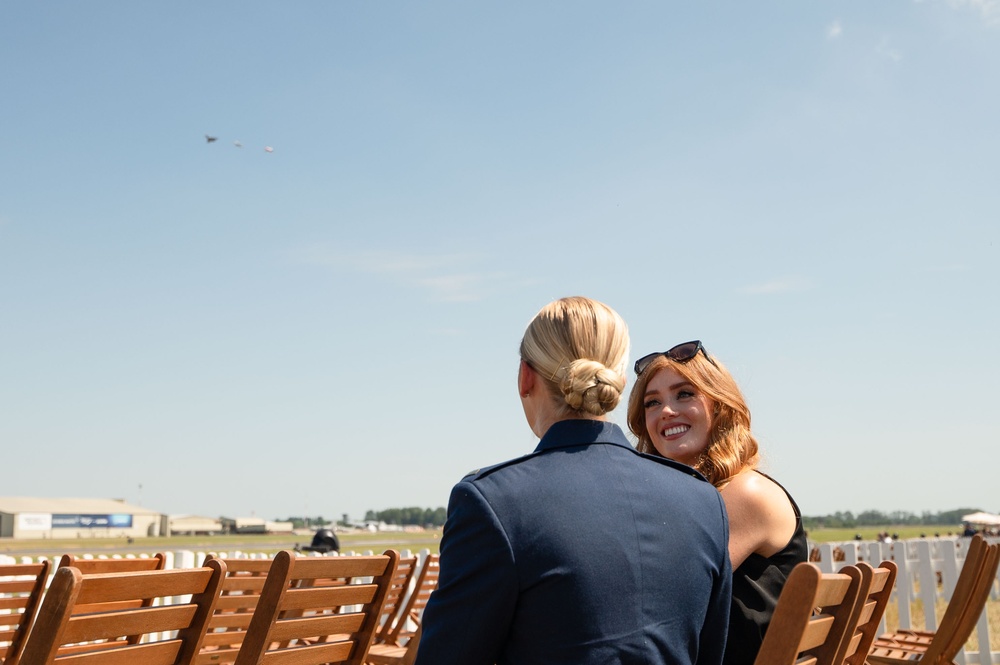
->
[2, 2, 997, 524]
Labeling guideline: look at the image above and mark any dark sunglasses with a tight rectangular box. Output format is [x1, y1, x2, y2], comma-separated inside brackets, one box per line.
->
[634, 340, 719, 375]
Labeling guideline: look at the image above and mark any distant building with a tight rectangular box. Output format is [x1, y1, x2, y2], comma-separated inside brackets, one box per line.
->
[219, 517, 294, 535]
[221, 516, 266, 534]
[168, 515, 224, 536]
[265, 520, 294, 534]
[0, 497, 163, 540]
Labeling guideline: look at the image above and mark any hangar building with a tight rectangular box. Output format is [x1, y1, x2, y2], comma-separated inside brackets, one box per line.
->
[0, 497, 163, 540]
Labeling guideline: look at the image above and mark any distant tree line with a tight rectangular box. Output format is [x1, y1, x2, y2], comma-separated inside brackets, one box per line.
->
[357, 506, 984, 531]
[365, 507, 447, 527]
[803, 508, 982, 530]
[278, 516, 332, 529]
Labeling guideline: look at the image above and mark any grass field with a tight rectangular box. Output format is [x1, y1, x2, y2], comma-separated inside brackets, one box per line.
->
[0, 524, 973, 557]
[806, 526, 965, 542]
[3, 524, 962, 558]
[0, 530, 443, 559]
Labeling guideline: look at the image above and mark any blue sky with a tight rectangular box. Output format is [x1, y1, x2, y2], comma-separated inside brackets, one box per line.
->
[2, 2, 998, 524]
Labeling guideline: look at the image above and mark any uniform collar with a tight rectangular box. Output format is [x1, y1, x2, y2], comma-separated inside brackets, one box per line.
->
[534, 419, 632, 453]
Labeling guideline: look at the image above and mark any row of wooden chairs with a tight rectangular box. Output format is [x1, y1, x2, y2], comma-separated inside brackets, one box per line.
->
[0, 549, 439, 665]
[3, 535, 996, 665]
[1, 553, 172, 665]
[757, 533, 999, 665]
[868, 534, 1000, 665]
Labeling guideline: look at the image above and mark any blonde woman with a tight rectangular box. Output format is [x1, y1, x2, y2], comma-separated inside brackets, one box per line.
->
[417, 300, 731, 665]
[627, 341, 807, 665]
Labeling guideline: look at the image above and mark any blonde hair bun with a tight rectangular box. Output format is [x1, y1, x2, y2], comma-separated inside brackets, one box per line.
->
[520, 296, 630, 418]
[561, 359, 625, 416]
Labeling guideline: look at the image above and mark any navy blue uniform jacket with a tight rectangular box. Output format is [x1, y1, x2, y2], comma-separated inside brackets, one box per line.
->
[416, 419, 731, 665]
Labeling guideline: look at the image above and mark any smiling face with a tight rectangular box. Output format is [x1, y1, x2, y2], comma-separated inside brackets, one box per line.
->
[642, 366, 715, 467]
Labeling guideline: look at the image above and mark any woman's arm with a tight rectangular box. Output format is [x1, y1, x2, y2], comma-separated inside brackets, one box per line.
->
[415, 480, 518, 665]
[720, 470, 798, 569]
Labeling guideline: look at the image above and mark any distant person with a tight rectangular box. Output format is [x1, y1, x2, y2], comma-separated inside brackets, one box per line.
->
[627, 341, 807, 665]
[416, 298, 731, 665]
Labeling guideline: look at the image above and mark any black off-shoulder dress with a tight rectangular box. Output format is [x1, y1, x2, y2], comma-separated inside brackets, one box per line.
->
[722, 472, 809, 665]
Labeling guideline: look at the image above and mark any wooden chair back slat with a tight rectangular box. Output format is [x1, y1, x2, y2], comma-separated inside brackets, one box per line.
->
[52, 640, 184, 665]
[372, 557, 416, 643]
[281, 585, 379, 611]
[935, 540, 999, 662]
[201, 631, 249, 648]
[929, 535, 987, 638]
[262, 642, 354, 665]
[72, 600, 154, 614]
[842, 560, 897, 665]
[19, 559, 226, 665]
[62, 606, 199, 644]
[219, 577, 268, 593]
[203, 613, 257, 632]
[233, 550, 398, 665]
[267, 614, 365, 643]
[365, 624, 422, 665]
[212, 594, 264, 612]
[284, 557, 393, 579]
[75, 568, 213, 603]
[382, 554, 439, 648]
[57, 554, 167, 575]
[0, 580, 44, 595]
[798, 615, 838, 651]
[0, 560, 52, 665]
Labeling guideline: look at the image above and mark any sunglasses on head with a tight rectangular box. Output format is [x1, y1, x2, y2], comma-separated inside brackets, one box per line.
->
[634, 340, 719, 375]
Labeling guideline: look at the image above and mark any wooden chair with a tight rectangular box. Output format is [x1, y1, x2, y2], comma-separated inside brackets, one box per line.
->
[869, 534, 989, 652]
[57, 553, 167, 575]
[365, 625, 421, 665]
[233, 549, 399, 665]
[840, 560, 898, 665]
[371, 556, 417, 645]
[253, 552, 416, 656]
[377, 554, 439, 648]
[867, 537, 1000, 665]
[18, 559, 227, 665]
[0, 560, 52, 665]
[195, 556, 275, 665]
[752, 562, 866, 665]
[56, 552, 169, 647]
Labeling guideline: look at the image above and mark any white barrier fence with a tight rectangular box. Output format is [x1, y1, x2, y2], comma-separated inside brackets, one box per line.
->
[5, 540, 999, 662]
[810, 536, 999, 665]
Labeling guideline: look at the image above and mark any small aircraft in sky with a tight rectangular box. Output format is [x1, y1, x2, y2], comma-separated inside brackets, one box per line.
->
[204, 134, 273, 153]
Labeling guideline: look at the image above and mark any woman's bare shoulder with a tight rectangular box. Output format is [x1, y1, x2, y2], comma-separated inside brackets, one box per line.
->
[722, 470, 797, 559]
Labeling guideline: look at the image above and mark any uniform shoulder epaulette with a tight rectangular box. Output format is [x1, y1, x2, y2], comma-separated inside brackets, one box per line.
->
[461, 451, 540, 481]
[637, 451, 710, 482]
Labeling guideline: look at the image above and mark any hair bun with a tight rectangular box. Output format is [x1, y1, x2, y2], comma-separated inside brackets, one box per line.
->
[560, 359, 625, 416]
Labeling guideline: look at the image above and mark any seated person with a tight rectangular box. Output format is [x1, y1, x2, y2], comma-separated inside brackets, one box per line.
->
[628, 341, 808, 665]
[416, 298, 731, 665]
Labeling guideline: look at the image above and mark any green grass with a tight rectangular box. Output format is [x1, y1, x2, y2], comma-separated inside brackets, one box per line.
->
[0, 530, 443, 560]
[806, 525, 963, 543]
[0, 525, 968, 558]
